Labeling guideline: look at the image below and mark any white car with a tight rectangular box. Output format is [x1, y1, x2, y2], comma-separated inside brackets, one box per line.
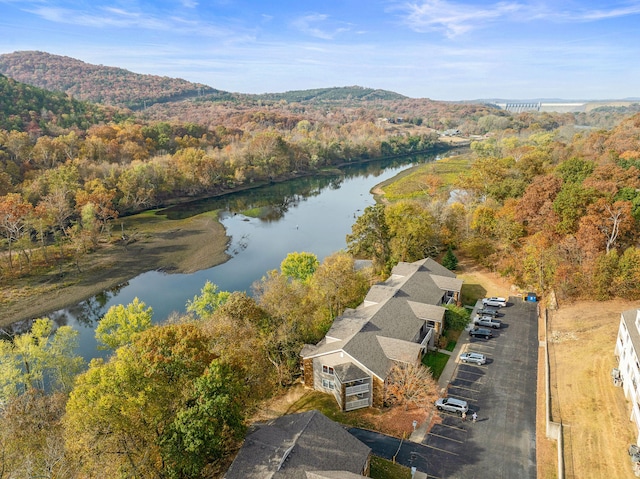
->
[459, 351, 487, 365]
[482, 297, 507, 307]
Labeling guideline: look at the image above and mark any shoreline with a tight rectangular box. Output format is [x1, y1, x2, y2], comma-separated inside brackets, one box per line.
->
[0, 212, 231, 329]
[1, 145, 463, 330]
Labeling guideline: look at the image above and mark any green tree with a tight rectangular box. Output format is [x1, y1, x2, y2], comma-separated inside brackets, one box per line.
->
[441, 246, 458, 271]
[95, 297, 153, 350]
[555, 157, 595, 184]
[160, 361, 247, 478]
[347, 204, 391, 273]
[444, 304, 470, 331]
[201, 292, 277, 399]
[385, 201, 438, 263]
[0, 318, 83, 402]
[280, 251, 319, 283]
[553, 182, 597, 234]
[186, 280, 232, 319]
[65, 323, 219, 478]
[308, 252, 370, 337]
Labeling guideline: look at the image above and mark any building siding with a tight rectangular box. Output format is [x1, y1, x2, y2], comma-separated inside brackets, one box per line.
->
[615, 309, 640, 445]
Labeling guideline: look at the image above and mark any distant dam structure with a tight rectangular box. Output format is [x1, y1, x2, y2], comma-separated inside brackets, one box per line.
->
[497, 102, 542, 113]
[493, 101, 637, 113]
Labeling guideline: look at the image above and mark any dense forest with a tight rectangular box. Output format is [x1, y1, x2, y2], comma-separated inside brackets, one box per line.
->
[0, 51, 225, 109]
[345, 112, 640, 302]
[2, 54, 640, 478]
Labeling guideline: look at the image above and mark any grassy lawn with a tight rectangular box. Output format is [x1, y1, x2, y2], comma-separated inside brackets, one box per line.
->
[460, 281, 486, 307]
[422, 351, 451, 379]
[381, 154, 473, 201]
[284, 389, 379, 430]
[370, 456, 412, 479]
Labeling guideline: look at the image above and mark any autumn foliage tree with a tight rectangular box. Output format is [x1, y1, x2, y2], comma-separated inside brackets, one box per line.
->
[384, 361, 439, 410]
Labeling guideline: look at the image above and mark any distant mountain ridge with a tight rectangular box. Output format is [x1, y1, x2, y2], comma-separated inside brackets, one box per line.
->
[0, 51, 225, 110]
[246, 86, 406, 103]
[0, 51, 406, 110]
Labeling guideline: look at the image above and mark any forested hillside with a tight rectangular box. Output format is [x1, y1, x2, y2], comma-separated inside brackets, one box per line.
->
[346, 112, 640, 302]
[0, 74, 120, 131]
[0, 51, 224, 109]
[249, 85, 406, 103]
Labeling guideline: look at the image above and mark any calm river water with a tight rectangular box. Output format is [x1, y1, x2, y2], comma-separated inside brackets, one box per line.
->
[22, 151, 451, 360]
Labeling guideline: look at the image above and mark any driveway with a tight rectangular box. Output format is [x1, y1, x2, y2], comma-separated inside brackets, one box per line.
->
[421, 297, 539, 478]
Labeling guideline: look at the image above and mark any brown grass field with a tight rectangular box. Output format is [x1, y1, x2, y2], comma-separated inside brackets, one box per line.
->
[548, 299, 639, 478]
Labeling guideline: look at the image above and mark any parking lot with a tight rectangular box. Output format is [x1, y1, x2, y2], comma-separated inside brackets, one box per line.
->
[419, 297, 539, 478]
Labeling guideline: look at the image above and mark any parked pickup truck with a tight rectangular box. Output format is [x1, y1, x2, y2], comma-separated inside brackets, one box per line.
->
[474, 315, 502, 329]
[477, 307, 500, 317]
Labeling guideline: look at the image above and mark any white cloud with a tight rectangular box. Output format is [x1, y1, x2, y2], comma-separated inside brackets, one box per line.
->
[24, 4, 241, 38]
[396, 0, 640, 37]
[396, 0, 523, 37]
[291, 13, 350, 40]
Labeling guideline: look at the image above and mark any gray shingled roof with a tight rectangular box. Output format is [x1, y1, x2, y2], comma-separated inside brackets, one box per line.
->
[224, 410, 370, 479]
[334, 362, 369, 382]
[302, 258, 459, 379]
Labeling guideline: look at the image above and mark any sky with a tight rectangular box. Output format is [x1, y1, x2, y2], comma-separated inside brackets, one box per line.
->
[1, 0, 640, 101]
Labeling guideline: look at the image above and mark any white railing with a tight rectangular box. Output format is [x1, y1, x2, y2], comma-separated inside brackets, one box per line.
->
[345, 398, 369, 411]
[420, 328, 433, 348]
[346, 383, 370, 395]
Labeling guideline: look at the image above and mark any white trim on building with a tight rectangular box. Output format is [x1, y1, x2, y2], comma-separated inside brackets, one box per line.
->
[615, 308, 640, 445]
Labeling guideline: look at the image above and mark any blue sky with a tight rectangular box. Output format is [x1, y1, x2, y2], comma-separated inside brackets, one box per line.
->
[1, 0, 639, 100]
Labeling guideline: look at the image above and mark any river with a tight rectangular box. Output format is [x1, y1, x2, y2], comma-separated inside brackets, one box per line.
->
[22, 151, 450, 360]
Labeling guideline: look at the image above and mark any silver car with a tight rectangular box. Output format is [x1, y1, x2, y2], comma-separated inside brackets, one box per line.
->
[474, 316, 502, 329]
[459, 351, 487, 365]
[435, 397, 469, 415]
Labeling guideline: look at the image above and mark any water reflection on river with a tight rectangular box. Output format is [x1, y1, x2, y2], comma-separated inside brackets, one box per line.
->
[9, 152, 452, 359]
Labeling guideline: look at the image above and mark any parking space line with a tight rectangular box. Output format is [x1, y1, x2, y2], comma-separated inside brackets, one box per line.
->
[426, 432, 465, 444]
[436, 422, 467, 432]
[457, 371, 486, 380]
[420, 443, 459, 456]
[447, 383, 482, 393]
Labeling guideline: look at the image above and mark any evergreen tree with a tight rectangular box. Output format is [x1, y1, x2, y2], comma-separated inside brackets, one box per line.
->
[442, 246, 458, 271]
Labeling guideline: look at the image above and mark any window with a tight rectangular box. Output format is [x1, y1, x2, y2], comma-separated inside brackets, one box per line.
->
[322, 379, 335, 390]
[322, 365, 334, 375]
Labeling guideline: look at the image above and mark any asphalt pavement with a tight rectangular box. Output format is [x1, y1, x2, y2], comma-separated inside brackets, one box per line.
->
[349, 297, 539, 478]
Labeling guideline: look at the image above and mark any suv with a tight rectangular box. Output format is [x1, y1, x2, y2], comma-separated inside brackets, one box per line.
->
[482, 297, 508, 307]
[459, 351, 487, 365]
[435, 397, 469, 415]
[469, 327, 493, 339]
[474, 315, 502, 329]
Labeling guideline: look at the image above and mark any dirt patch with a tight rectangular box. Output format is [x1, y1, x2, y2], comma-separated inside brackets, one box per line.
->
[0, 212, 230, 328]
[548, 299, 638, 479]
